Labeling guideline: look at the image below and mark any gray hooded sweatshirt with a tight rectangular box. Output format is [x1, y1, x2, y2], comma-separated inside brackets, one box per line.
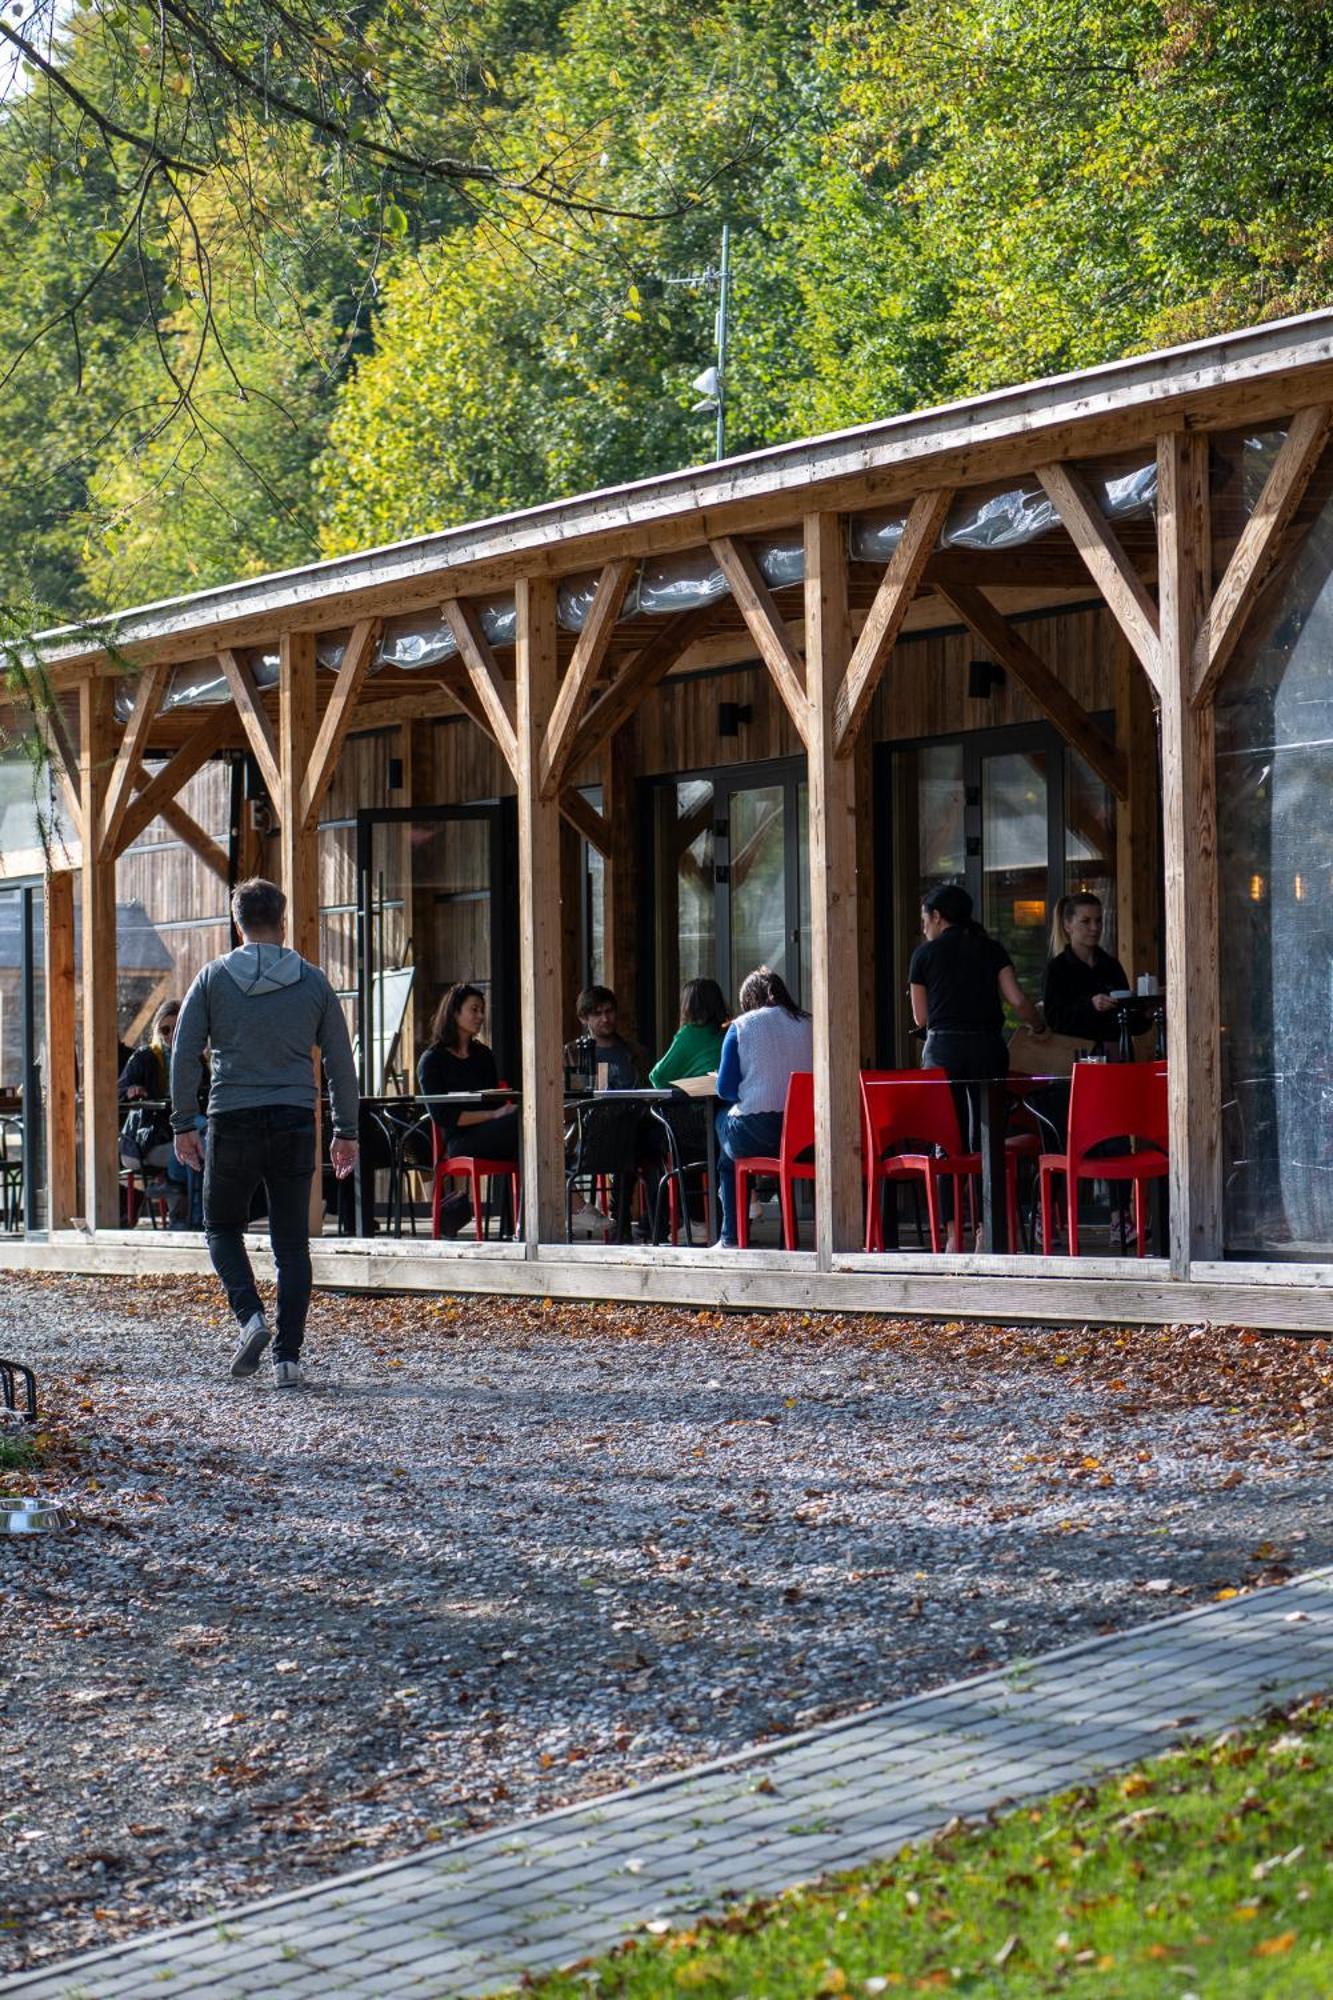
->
[170, 943, 359, 1138]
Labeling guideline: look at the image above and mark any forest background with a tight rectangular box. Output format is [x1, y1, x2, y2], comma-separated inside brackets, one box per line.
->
[2, 0, 1332, 622]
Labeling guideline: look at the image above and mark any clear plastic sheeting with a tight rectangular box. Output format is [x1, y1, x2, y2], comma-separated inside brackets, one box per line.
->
[849, 459, 1159, 563]
[1216, 480, 1333, 1262]
[113, 650, 281, 723]
[117, 439, 1298, 718]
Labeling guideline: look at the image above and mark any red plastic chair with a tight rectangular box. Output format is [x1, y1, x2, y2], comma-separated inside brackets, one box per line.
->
[429, 1118, 521, 1242]
[859, 1071, 981, 1253]
[733, 1071, 815, 1249]
[1038, 1059, 1168, 1258]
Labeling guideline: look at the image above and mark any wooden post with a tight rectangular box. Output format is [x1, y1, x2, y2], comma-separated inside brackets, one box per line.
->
[44, 869, 78, 1232]
[279, 631, 319, 959]
[279, 630, 323, 1232]
[515, 576, 565, 1247]
[559, 811, 584, 1046]
[804, 511, 862, 1264]
[78, 675, 120, 1229]
[1157, 431, 1223, 1272]
[602, 717, 641, 1036]
[1113, 626, 1161, 982]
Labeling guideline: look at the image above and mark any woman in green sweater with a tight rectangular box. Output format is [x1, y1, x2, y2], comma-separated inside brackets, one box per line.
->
[650, 978, 729, 1085]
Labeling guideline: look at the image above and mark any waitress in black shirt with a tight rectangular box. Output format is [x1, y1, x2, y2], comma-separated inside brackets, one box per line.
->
[1041, 893, 1136, 1048]
[909, 882, 1045, 1080]
[417, 983, 519, 1160]
[908, 885, 1045, 1246]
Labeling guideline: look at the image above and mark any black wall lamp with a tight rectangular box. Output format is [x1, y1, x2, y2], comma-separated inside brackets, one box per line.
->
[718, 701, 753, 736]
[967, 658, 1006, 700]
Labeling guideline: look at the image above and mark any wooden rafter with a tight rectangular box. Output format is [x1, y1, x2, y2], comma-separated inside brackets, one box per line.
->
[114, 704, 235, 856]
[1192, 402, 1333, 708]
[98, 662, 168, 859]
[1035, 461, 1162, 693]
[562, 604, 716, 778]
[936, 581, 1128, 800]
[833, 488, 953, 756]
[299, 618, 381, 829]
[218, 648, 282, 805]
[539, 558, 635, 800]
[709, 536, 809, 746]
[441, 597, 518, 775]
[558, 786, 612, 856]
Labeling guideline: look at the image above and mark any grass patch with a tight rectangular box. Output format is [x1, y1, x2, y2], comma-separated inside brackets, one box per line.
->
[0, 1430, 39, 1474]
[528, 1700, 1333, 1997]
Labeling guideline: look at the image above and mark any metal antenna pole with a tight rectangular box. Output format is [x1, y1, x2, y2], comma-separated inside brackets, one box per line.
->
[714, 222, 731, 461]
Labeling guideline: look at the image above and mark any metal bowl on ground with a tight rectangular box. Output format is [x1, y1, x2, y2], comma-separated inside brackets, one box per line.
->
[1, 1496, 71, 1535]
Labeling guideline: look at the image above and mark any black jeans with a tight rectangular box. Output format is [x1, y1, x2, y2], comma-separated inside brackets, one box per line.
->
[204, 1107, 316, 1360]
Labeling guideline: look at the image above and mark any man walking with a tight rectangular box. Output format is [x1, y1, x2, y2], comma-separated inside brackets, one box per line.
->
[171, 878, 359, 1387]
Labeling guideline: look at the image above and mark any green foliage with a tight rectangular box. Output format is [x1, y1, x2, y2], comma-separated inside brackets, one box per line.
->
[527, 1698, 1333, 1997]
[5, 0, 1333, 602]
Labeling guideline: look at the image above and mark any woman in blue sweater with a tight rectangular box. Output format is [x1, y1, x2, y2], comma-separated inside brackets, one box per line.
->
[714, 966, 813, 1247]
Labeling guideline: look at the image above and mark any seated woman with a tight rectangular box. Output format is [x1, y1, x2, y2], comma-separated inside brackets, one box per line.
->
[650, 977, 728, 1086]
[119, 1001, 188, 1224]
[1041, 892, 1136, 1049]
[417, 983, 518, 1236]
[714, 966, 812, 1249]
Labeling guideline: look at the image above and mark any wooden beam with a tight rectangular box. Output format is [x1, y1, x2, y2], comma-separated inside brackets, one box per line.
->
[833, 488, 953, 756]
[219, 648, 282, 807]
[441, 598, 519, 776]
[1036, 461, 1162, 693]
[515, 576, 566, 1248]
[159, 793, 230, 883]
[709, 536, 809, 746]
[44, 870, 78, 1233]
[78, 677, 120, 1229]
[1192, 403, 1333, 707]
[562, 605, 715, 779]
[804, 512, 863, 1265]
[98, 663, 168, 859]
[540, 558, 635, 799]
[559, 785, 612, 857]
[935, 581, 1128, 799]
[298, 618, 381, 829]
[114, 703, 234, 856]
[1158, 429, 1223, 1271]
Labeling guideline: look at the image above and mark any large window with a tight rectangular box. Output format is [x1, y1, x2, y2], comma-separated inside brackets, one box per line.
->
[1217, 489, 1333, 1261]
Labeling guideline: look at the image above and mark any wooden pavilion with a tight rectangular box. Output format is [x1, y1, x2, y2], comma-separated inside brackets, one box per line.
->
[4, 308, 1333, 1330]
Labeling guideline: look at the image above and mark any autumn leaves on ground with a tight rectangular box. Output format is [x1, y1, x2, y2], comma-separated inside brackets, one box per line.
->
[3, 1272, 1331, 1978]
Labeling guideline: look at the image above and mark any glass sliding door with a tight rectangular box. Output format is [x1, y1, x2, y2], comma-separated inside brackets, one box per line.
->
[979, 747, 1054, 999]
[649, 758, 806, 1047]
[884, 721, 1118, 1061]
[357, 803, 517, 1095]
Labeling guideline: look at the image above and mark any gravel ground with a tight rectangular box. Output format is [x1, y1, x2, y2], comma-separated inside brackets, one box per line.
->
[3, 1271, 1332, 1977]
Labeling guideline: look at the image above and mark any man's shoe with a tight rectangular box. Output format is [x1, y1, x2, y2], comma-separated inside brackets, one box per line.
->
[230, 1312, 271, 1378]
[272, 1359, 303, 1389]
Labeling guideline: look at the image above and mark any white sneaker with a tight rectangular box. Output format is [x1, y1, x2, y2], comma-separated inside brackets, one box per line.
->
[570, 1207, 605, 1240]
[230, 1312, 271, 1378]
[272, 1359, 303, 1389]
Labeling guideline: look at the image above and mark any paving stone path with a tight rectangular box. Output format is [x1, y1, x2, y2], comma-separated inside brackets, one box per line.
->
[9, 1570, 1333, 2000]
